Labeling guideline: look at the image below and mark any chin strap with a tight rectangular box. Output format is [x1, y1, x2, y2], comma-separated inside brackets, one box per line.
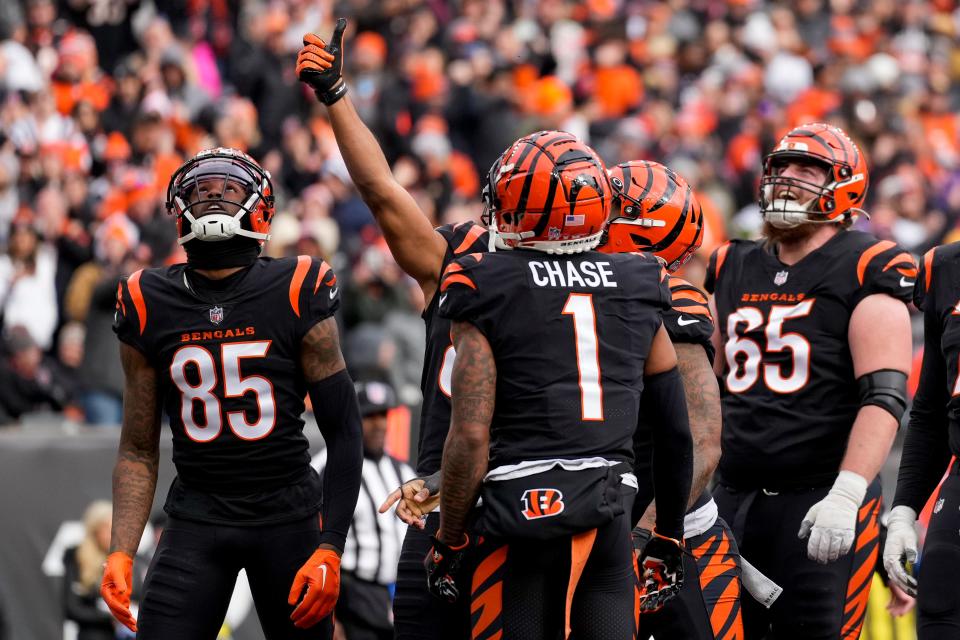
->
[176, 194, 271, 245]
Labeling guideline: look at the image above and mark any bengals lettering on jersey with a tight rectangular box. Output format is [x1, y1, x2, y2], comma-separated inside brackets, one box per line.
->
[437, 249, 670, 468]
[705, 232, 915, 489]
[113, 256, 340, 524]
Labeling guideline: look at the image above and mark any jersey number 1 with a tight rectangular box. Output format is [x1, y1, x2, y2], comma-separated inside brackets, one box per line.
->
[170, 340, 277, 442]
[563, 293, 604, 421]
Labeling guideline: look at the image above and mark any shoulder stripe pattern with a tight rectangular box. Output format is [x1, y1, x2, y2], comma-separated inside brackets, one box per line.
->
[880, 252, 917, 278]
[670, 288, 708, 304]
[453, 224, 487, 255]
[440, 262, 477, 292]
[923, 247, 936, 291]
[127, 269, 147, 335]
[289, 255, 311, 318]
[856, 240, 896, 286]
[714, 242, 730, 281]
[314, 260, 334, 294]
[678, 304, 711, 317]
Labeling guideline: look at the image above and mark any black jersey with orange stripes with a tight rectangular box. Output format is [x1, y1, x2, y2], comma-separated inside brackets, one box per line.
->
[438, 248, 671, 468]
[704, 231, 915, 489]
[113, 256, 340, 524]
[893, 243, 960, 512]
[417, 221, 491, 475]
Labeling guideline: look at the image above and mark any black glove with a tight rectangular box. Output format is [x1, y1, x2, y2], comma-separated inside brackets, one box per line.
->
[296, 18, 348, 105]
[424, 534, 471, 603]
[638, 533, 685, 613]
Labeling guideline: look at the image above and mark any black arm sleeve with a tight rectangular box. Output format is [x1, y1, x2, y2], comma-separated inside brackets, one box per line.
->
[307, 369, 364, 552]
[893, 305, 952, 512]
[643, 366, 693, 540]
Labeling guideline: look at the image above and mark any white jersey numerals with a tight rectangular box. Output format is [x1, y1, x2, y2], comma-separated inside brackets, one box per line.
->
[170, 340, 277, 442]
[725, 300, 815, 394]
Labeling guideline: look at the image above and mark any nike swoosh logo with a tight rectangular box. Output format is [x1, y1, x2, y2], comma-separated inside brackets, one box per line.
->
[329, 287, 339, 299]
[318, 564, 327, 589]
[439, 293, 447, 307]
[677, 316, 699, 326]
[900, 278, 914, 288]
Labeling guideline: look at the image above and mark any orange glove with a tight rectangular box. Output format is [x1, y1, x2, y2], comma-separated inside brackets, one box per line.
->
[288, 547, 341, 629]
[296, 19, 348, 105]
[100, 551, 137, 632]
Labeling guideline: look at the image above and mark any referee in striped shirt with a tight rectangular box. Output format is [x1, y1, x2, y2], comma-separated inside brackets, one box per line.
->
[313, 380, 415, 640]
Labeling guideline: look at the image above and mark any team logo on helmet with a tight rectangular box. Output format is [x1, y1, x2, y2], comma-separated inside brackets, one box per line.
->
[484, 131, 611, 254]
[521, 489, 565, 520]
[760, 123, 868, 229]
[600, 161, 704, 272]
[166, 147, 276, 247]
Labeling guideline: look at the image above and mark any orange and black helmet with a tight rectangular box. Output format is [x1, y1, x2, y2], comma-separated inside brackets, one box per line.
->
[600, 160, 704, 272]
[482, 130, 610, 254]
[760, 123, 868, 228]
[166, 147, 275, 246]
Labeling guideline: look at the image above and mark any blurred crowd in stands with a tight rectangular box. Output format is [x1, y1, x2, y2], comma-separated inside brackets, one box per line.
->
[0, 0, 958, 427]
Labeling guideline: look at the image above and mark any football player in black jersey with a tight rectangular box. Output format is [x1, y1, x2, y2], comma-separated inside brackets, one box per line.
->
[99, 148, 364, 639]
[297, 22, 491, 639]
[706, 123, 914, 639]
[432, 133, 692, 640]
[884, 244, 960, 637]
[600, 160, 744, 639]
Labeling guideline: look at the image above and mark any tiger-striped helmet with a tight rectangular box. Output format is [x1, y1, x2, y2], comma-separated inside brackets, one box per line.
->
[482, 131, 610, 254]
[599, 160, 704, 272]
[760, 123, 868, 228]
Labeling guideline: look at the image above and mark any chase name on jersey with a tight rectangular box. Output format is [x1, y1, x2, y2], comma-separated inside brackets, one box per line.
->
[181, 326, 257, 342]
[528, 260, 618, 288]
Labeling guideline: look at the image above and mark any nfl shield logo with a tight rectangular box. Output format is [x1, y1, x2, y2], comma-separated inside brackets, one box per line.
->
[774, 271, 789, 286]
[209, 306, 224, 325]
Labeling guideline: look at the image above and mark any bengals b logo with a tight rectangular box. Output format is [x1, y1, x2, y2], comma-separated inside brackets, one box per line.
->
[521, 489, 565, 520]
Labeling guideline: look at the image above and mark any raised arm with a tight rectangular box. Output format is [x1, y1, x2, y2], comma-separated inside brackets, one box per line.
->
[101, 342, 162, 632]
[288, 316, 364, 629]
[297, 20, 448, 302]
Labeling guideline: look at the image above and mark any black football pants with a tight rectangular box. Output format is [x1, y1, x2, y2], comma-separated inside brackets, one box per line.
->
[713, 479, 881, 640]
[917, 472, 960, 639]
[469, 508, 636, 640]
[393, 512, 472, 640]
[136, 514, 332, 640]
[641, 517, 745, 639]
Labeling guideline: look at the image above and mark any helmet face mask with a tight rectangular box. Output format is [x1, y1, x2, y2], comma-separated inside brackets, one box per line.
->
[759, 124, 868, 229]
[167, 148, 275, 246]
[485, 131, 610, 255]
[600, 161, 704, 272]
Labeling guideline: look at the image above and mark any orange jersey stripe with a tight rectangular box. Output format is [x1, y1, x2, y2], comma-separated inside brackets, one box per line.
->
[127, 269, 147, 335]
[924, 247, 936, 291]
[671, 289, 708, 304]
[856, 240, 896, 285]
[881, 252, 915, 272]
[314, 260, 332, 294]
[714, 243, 730, 280]
[678, 304, 711, 317]
[441, 273, 477, 291]
[288, 255, 311, 318]
[454, 225, 487, 255]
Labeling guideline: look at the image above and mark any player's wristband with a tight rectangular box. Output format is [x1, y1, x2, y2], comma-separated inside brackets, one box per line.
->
[316, 80, 348, 106]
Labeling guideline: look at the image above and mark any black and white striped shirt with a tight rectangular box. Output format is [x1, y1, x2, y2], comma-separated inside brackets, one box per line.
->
[312, 450, 415, 585]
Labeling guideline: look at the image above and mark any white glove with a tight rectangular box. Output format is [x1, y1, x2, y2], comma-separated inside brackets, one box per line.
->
[882, 505, 919, 597]
[798, 471, 868, 564]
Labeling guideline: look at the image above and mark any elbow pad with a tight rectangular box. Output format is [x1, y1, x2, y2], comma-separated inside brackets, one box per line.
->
[857, 369, 907, 423]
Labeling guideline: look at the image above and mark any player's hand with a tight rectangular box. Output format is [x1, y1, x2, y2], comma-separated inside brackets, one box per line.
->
[288, 547, 341, 629]
[638, 533, 685, 613]
[798, 470, 868, 564]
[379, 472, 441, 528]
[101, 551, 137, 632]
[297, 18, 348, 105]
[424, 534, 471, 603]
[887, 579, 916, 616]
[882, 505, 919, 597]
